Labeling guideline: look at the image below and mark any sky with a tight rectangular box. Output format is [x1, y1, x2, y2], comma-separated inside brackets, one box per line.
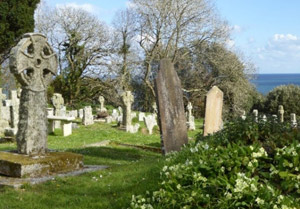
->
[43, 0, 300, 74]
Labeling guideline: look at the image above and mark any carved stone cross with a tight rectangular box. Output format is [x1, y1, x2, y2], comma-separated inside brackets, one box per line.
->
[10, 33, 57, 155]
[187, 102, 193, 120]
[121, 91, 134, 128]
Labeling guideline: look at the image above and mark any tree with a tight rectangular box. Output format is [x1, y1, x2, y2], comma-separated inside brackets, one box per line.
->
[0, 0, 40, 64]
[130, 0, 229, 98]
[176, 42, 257, 118]
[35, 5, 111, 105]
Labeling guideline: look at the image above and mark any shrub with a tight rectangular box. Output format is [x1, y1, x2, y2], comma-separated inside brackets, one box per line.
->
[130, 119, 300, 209]
[264, 85, 300, 117]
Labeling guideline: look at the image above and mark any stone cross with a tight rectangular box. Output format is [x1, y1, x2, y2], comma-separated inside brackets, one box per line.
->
[290, 113, 297, 127]
[98, 96, 107, 112]
[155, 59, 188, 154]
[203, 86, 224, 136]
[187, 102, 193, 120]
[10, 33, 57, 155]
[121, 91, 134, 131]
[253, 109, 258, 122]
[278, 105, 284, 122]
[51, 93, 64, 116]
[186, 102, 195, 131]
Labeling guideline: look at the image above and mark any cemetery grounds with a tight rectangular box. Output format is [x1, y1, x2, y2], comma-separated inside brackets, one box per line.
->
[0, 118, 201, 209]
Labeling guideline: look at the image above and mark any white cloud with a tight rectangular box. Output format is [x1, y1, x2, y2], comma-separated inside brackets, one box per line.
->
[232, 25, 242, 33]
[256, 33, 300, 73]
[56, 3, 98, 14]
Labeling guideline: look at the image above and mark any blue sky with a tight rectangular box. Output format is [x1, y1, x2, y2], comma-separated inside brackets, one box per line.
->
[43, 0, 300, 74]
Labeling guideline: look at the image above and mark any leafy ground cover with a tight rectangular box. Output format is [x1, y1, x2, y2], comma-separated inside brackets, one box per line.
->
[131, 118, 300, 209]
[0, 119, 202, 209]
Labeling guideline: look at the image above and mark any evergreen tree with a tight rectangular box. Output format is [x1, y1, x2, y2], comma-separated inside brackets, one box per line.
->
[0, 0, 40, 63]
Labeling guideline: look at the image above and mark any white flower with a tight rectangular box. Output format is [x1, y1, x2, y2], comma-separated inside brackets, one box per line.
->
[177, 184, 181, 190]
[255, 197, 264, 205]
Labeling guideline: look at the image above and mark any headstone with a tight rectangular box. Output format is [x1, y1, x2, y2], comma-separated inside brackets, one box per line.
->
[105, 116, 113, 124]
[78, 109, 84, 119]
[83, 106, 94, 126]
[118, 106, 123, 115]
[51, 93, 64, 116]
[241, 110, 246, 120]
[47, 108, 54, 116]
[0, 89, 9, 134]
[138, 112, 146, 122]
[131, 112, 137, 120]
[203, 86, 224, 136]
[98, 96, 107, 112]
[127, 123, 140, 133]
[152, 102, 157, 114]
[121, 91, 134, 132]
[112, 109, 119, 121]
[278, 105, 284, 122]
[253, 109, 258, 122]
[9, 33, 58, 155]
[144, 115, 156, 135]
[155, 59, 188, 154]
[291, 113, 297, 127]
[262, 114, 267, 122]
[186, 102, 195, 131]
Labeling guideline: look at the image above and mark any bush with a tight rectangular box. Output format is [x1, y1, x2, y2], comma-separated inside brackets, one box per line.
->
[264, 85, 300, 117]
[130, 119, 300, 209]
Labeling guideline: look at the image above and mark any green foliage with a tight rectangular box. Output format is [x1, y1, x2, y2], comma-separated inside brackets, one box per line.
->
[131, 119, 300, 209]
[264, 85, 300, 116]
[0, 0, 40, 56]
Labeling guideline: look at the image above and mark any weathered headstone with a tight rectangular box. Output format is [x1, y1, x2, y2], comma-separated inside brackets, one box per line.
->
[83, 106, 94, 126]
[98, 96, 107, 112]
[186, 102, 195, 131]
[291, 113, 297, 127]
[144, 115, 156, 135]
[155, 59, 188, 154]
[203, 86, 224, 136]
[278, 105, 284, 122]
[241, 110, 246, 120]
[262, 114, 267, 122]
[112, 109, 119, 121]
[51, 93, 64, 116]
[138, 112, 146, 122]
[253, 109, 258, 122]
[78, 109, 84, 119]
[9, 33, 58, 155]
[0, 89, 9, 135]
[121, 91, 134, 132]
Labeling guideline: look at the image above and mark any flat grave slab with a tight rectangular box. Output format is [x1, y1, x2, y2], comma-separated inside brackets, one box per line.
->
[0, 151, 83, 178]
[0, 165, 108, 188]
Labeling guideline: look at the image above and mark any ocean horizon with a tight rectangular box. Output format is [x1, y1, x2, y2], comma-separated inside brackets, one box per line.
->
[249, 73, 300, 95]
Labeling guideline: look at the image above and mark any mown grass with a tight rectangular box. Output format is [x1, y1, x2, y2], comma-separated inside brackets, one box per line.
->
[0, 119, 202, 209]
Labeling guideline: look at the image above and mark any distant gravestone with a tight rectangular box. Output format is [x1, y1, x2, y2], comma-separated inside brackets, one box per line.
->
[253, 109, 258, 122]
[138, 112, 146, 122]
[291, 113, 297, 127]
[10, 33, 58, 155]
[111, 109, 119, 121]
[83, 106, 94, 126]
[186, 102, 195, 131]
[155, 59, 188, 154]
[278, 105, 284, 122]
[144, 115, 156, 135]
[203, 86, 223, 136]
[262, 114, 267, 122]
[98, 96, 107, 112]
[241, 110, 246, 120]
[121, 91, 134, 132]
[78, 109, 84, 119]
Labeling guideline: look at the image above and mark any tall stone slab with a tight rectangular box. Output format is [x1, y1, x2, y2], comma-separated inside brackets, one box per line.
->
[278, 105, 284, 122]
[155, 59, 188, 154]
[9, 33, 58, 155]
[121, 91, 134, 132]
[203, 86, 223, 136]
[83, 106, 94, 126]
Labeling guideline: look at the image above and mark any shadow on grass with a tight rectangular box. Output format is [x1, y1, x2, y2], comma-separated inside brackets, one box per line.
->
[145, 142, 161, 148]
[68, 146, 143, 162]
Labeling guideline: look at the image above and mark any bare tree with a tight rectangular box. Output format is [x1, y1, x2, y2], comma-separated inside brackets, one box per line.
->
[35, 4, 111, 105]
[130, 0, 229, 97]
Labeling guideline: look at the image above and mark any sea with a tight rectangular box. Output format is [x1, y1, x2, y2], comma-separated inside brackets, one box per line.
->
[250, 74, 300, 95]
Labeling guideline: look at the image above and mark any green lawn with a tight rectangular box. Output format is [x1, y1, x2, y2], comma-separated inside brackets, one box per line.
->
[0, 120, 202, 209]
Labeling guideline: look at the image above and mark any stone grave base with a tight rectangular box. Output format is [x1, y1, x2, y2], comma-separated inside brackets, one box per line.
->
[0, 165, 108, 188]
[0, 151, 83, 178]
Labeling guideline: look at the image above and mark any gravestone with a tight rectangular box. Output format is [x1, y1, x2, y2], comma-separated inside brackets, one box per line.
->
[262, 114, 267, 122]
[83, 106, 94, 126]
[203, 86, 223, 136]
[144, 115, 156, 135]
[118, 106, 123, 114]
[112, 109, 119, 121]
[253, 109, 258, 122]
[155, 59, 188, 154]
[0, 89, 9, 135]
[51, 93, 64, 116]
[0, 33, 83, 178]
[78, 109, 84, 119]
[291, 113, 297, 127]
[138, 112, 146, 122]
[98, 96, 107, 112]
[278, 105, 284, 122]
[241, 110, 246, 120]
[121, 91, 134, 132]
[186, 102, 195, 131]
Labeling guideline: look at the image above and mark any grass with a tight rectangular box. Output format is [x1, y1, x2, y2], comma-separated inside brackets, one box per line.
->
[0, 119, 202, 209]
